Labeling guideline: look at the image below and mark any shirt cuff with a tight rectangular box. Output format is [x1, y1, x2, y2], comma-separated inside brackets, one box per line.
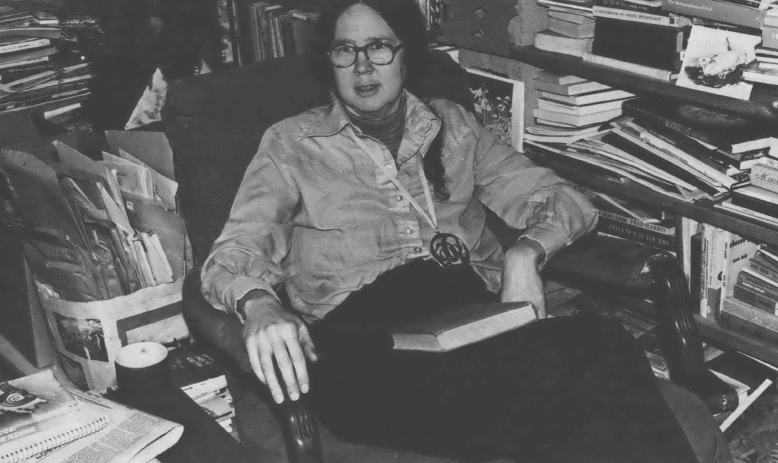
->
[520, 223, 573, 270]
[222, 276, 280, 324]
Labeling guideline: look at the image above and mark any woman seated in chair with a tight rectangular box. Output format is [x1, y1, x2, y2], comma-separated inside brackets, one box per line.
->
[200, 0, 721, 461]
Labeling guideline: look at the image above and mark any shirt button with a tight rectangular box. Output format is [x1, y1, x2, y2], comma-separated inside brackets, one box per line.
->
[413, 246, 422, 253]
[405, 227, 413, 234]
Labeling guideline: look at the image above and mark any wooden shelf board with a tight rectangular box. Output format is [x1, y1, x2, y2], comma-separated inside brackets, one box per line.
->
[525, 154, 778, 247]
[696, 315, 778, 368]
[509, 46, 778, 122]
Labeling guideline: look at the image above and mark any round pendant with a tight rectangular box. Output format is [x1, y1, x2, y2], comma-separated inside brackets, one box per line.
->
[430, 232, 470, 267]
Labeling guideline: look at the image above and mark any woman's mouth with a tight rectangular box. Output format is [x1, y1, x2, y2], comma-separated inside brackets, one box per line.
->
[355, 84, 379, 96]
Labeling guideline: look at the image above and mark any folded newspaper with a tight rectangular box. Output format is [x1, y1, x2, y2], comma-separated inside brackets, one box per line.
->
[25, 389, 183, 463]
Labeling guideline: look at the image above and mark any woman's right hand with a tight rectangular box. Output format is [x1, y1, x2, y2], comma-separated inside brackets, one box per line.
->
[242, 293, 318, 404]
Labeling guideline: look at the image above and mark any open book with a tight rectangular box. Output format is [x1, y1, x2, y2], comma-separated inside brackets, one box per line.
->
[390, 302, 537, 352]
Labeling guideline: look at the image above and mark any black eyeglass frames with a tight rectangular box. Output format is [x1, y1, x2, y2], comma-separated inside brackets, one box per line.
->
[328, 40, 404, 68]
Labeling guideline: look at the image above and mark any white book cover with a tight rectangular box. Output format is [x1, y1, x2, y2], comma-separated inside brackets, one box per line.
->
[464, 67, 525, 151]
[676, 25, 761, 100]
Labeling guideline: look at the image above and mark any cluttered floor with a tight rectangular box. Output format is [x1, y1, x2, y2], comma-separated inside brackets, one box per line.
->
[727, 387, 778, 463]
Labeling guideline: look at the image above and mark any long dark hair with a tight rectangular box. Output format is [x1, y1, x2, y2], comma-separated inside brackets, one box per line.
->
[312, 0, 449, 200]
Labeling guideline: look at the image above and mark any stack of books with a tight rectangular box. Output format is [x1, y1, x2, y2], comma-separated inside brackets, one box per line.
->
[727, 244, 778, 319]
[533, 0, 595, 56]
[168, 343, 235, 434]
[741, 4, 778, 87]
[590, 192, 677, 252]
[525, 96, 772, 203]
[234, 2, 320, 64]
[743, 46, 778, 86]
[586, 0, 690, 82]
[0, 2, 92, 128]
[531, 70, 631, 129]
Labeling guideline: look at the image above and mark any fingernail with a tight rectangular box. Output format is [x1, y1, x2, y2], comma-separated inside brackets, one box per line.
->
[290, 391, 299, 401]
[274, 394, 284, 404]
[301, 384, 309, 394]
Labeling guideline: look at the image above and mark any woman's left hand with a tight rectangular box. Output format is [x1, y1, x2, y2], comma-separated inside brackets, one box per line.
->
[501, 239, 547, 319]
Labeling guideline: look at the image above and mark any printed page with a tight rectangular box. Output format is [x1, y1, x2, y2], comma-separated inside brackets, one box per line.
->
[32, 389, 183, 463]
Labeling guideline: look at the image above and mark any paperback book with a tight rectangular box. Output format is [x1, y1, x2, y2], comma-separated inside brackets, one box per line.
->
[534, 30, 594, 57]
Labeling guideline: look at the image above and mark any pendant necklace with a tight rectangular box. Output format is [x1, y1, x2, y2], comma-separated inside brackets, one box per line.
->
[351, 133, 470, 267]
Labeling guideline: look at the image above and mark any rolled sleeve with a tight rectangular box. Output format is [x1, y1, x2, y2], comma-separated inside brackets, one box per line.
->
[470, 115, 597, 263]
[201, 128, 299, 318]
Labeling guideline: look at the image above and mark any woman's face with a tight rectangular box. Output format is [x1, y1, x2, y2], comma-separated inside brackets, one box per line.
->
[332, 4, 406, 120]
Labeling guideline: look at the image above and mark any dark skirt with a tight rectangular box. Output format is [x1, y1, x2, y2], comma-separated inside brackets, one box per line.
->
[307, 259, 699, 463]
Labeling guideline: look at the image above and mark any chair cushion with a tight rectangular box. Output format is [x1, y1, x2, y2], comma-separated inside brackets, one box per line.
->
[162, 51, 472, 264]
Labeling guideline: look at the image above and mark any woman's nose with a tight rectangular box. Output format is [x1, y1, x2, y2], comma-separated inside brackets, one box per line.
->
[354, 50, 373, 74]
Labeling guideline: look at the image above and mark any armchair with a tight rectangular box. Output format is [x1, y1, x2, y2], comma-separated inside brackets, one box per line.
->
[162, 51, 732, 463]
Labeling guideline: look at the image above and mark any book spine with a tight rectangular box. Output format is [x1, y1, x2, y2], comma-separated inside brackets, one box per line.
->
[641, 124, 731, 173]
[595, 210, 675, 234]
[750, 164, 778, 195]
[606, 129, 721, 194]
[763, 26, 778, 49]
[566, 80, 611, 94]
[594, 0, 664, 12]
[717, 229, 733, 321]
[661, 0, 763, 29]
[0, 38, 50, 56]
[733, 284, 778, 314]
[699, 224, 713, 317]
[582, 52, 674, 80]
[596, 217, 676, 250]
[592, 5, 685, 25]
[751, 259, 778, 282]
[738, 270, 778, 301]
[637, 128, 736, 188]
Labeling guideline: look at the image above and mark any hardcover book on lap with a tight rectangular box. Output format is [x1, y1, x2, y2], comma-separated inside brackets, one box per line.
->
[390, 302, 537, 352]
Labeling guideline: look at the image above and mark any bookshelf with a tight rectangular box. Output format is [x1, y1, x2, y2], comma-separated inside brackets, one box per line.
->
[509, 46, 778, 122]
[500, 43, 778, 366]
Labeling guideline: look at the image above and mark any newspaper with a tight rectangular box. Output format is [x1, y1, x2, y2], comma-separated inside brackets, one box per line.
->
[26, 389, 183, 463]
[36, 278, 187, 392]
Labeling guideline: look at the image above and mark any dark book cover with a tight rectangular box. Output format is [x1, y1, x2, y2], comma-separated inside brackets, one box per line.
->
[731, 187, 778, 219]
[592, 18, 688, 71]
[168, 344, 225, 389]
[733, 283, 778, 313]
[738, 269, 778, 300]
[750, 255, 778, 282]
[662, 0, 763, 28]
[622, 98, 776, 153]
[631, 119, 740, 172]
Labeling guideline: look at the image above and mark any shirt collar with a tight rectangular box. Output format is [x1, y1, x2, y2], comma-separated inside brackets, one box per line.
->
[298, 90, 441, 160]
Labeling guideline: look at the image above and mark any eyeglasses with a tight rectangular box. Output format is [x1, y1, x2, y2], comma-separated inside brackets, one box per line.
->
[328, 40, 404, 68]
